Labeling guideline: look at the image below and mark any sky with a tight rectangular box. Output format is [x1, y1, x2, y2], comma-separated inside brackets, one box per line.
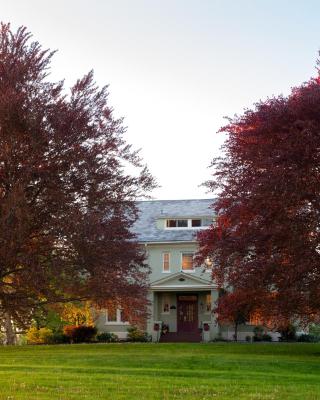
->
[1, 0, 320, 199]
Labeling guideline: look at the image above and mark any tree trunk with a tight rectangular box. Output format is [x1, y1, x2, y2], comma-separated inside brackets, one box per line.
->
[4, 312, 16, 345]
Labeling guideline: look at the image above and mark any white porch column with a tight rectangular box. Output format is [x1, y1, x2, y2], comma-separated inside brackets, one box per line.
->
[147, 290, 161, 342]
[147, 290, 154, 340]
[210, 289, 219, 340]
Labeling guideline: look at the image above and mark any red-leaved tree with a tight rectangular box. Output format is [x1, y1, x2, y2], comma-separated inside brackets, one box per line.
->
[0, 24, 156, 343]
[215, 290, 253, 341]
[198, 66, 320, 329]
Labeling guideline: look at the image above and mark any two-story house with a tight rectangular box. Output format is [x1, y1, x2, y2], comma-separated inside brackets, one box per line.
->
[96, 199, 219, 342]
[95, 199, 282, 342]
[136, 199, 219, 342]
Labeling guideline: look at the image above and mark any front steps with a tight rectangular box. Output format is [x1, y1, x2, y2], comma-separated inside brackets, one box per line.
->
[159, 331, 202, 343]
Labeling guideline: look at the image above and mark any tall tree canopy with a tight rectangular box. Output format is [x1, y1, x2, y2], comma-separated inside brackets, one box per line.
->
[0, 23, 155, 340]
[198, 68, 320, 327]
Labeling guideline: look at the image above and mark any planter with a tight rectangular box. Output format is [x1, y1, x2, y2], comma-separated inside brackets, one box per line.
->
[203, 323, 210, 332]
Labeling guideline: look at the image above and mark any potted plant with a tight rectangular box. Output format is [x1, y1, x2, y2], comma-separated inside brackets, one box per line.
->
[161, 324, 169, 335]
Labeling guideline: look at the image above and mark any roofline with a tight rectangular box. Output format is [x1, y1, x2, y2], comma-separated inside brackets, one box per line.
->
[140, 240, 198, 245]
[151, 285, 217, 291]
[136, 198, 216, 203]
[155, 216, 213, 219]
[150, 271, 212, 286]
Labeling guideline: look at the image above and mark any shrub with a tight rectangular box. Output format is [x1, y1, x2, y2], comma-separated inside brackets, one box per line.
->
[17, 334, 27, 345]
[245, 335, 252, 342]
[253, 327, 272, 342]
[297, 334, 319, 343]
[253, 326, 264, 341]
[261, 334, 272, 342]
[52, 331, 70, 344]
[127, 326, 151, 342]
[63, 325, 97, 343]
[278, 324, 297, 341]
[161, 324, 169, 335]
[0, 331, 6, 345]
[309, 324, 320, 337]
[26, 327, 54, 344]
[96, 332, 118, 343]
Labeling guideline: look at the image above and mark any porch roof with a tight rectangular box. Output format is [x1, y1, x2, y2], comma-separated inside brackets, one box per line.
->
[150, 272, 217, 291]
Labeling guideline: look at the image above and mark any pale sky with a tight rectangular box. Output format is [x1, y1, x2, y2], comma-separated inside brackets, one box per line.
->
[1, 0, 319, 199]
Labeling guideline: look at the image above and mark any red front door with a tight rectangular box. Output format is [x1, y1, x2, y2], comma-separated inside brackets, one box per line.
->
[177, 295, 198, 332]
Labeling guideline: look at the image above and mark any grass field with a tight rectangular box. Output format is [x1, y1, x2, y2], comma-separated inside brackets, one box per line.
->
[0, 343, 319, 399]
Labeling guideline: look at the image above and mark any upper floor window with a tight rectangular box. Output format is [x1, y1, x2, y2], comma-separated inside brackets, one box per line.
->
[166, 219, 204, 229]
[181, 253, 195, 271]
[204, 256, 213, 272]
[162, 252, 170, 272]
[191, 219, 201, 227]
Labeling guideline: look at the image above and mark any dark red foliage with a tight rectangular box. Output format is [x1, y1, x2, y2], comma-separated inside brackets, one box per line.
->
[63, 325, 97, 343]
[198, 66, 320, 326]
[215, 290, 253, 340]
[0, 24, 156, 334]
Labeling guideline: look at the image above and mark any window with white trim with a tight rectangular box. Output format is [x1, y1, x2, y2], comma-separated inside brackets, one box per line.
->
[166, 219, 188, 228]
[106, 308, 117, 322]
[106, 308, 128, 324]
[205, 294, 212, 314]
[191, 219, 201, 227]
[165, 219, 206, 229]
[161, 294, 171, 314]
[181, 253, 195, 271]
[162, 252, 170, 272]
[204, 256, 213, 272]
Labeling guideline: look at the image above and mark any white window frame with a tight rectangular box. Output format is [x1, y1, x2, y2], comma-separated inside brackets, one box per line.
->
[165, 218, 206, 230]
[166, 219, 188, 229]
[204, 256, 213, 273]
[162, 252, 171, 273]
[204, 294, 212, 314]
[161, 294, 171, 315]
[105, 308, 129, 325]
[181, 252, 195, 273]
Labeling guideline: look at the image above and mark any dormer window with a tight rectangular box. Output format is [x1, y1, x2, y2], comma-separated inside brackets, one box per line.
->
[191, 219, 201, 227]
[166, 219, 188, 228]
[165, 219, 203, 229]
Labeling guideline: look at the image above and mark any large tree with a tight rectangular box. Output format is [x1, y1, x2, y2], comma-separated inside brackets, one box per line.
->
[0, 23, 155, 342]
[198, 69, 320, 327]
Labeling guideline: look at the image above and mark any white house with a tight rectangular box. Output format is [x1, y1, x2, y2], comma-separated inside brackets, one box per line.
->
[96, 199, 276, 342]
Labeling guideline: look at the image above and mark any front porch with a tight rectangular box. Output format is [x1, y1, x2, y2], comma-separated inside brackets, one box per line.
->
[147, 272, 219, 342]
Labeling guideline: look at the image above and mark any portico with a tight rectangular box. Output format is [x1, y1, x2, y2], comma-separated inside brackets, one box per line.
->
[147, 272, 219, 342]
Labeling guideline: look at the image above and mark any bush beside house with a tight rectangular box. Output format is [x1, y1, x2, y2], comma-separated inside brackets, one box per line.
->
[127, 326, 151, 342]
[63, 325, 97, 343]
[96, 332, 118, 343]
[26, 327, 54, 344]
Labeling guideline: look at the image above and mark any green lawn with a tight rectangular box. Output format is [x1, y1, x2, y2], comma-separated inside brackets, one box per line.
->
[0, 343, 319, 399]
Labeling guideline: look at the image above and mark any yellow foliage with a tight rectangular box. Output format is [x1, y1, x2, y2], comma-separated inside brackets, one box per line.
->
[60, 301, 93, 326]
[26, 327, 53, 344]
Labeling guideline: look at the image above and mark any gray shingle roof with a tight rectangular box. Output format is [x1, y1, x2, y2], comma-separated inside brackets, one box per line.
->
[132, 199, 215, 243]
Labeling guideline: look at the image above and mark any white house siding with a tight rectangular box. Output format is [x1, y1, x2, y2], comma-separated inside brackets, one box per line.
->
[94, 314, 130, 340]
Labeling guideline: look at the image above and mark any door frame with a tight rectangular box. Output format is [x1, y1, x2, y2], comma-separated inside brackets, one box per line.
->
[176, 293, 198, 333]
